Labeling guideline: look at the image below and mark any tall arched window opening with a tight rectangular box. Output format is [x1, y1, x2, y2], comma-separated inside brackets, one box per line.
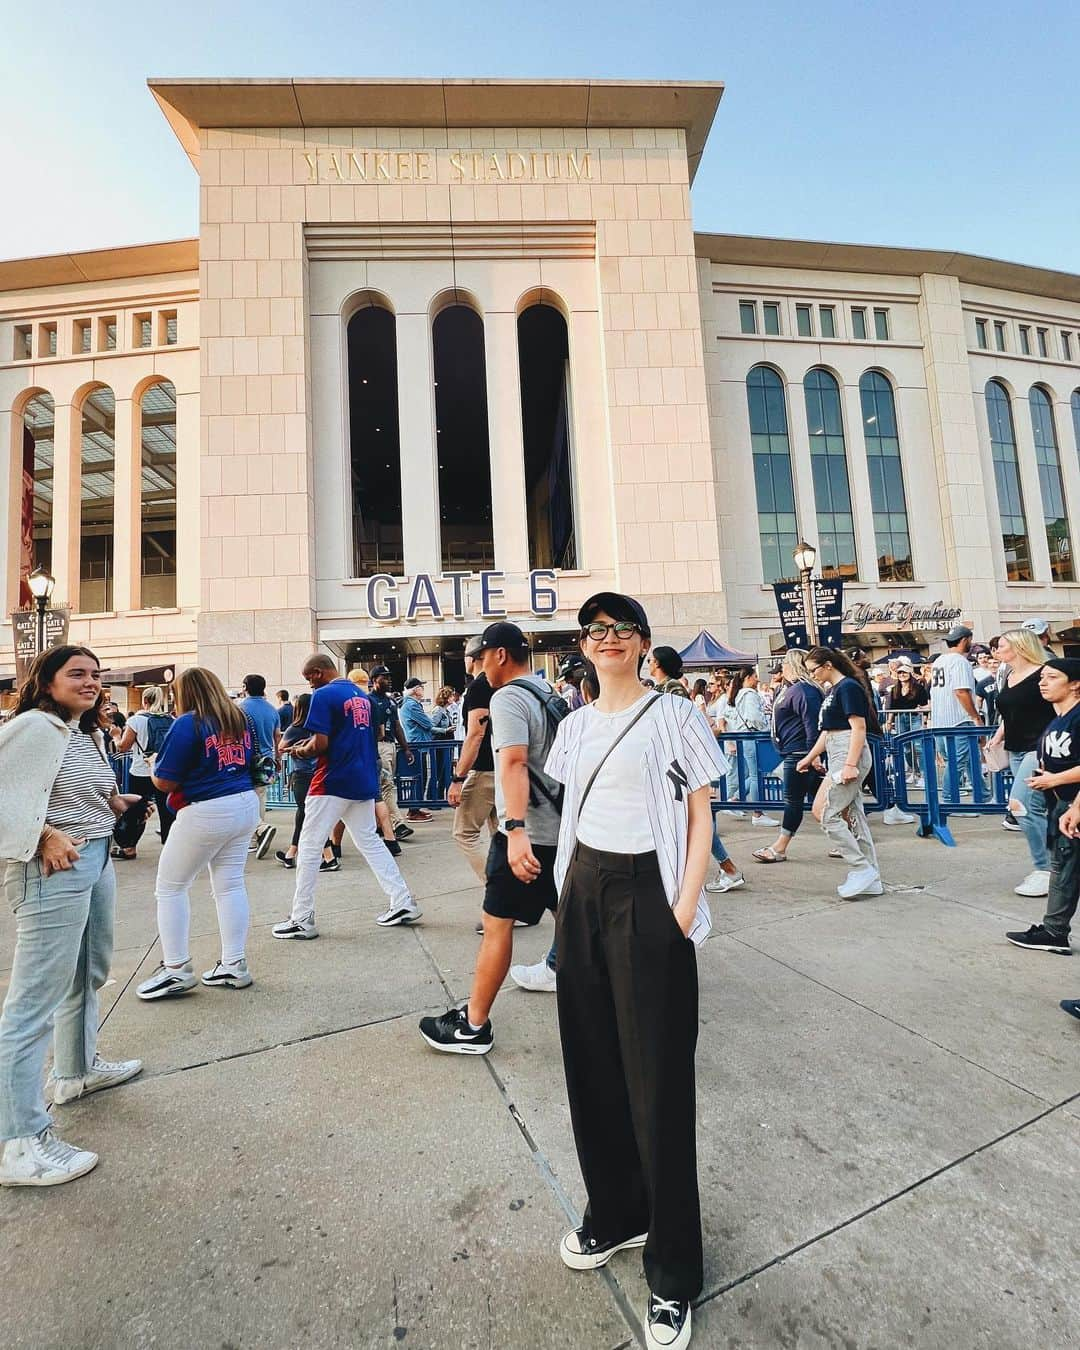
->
[432, 305, 493, 571]
[1029, 386, 1073, 581]
[79, 386, 115, 612]
[139, 381, 177, 607]
[20, 392, 55, 586]
[746, 366, 798, 582]
[348, 304, 402, 575]
[984, 380, 1032, 581]
[859, 371, 913, 581]
[1071, 389, 1080, 464]
[803, 368, 857, 579]
[518, 304, 577, 570]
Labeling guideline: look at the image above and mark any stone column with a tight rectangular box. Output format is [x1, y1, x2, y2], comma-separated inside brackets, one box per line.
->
[395, 312, 441, 576]
[50, 401, 80, 614]
[483, 309, 529, 576]
[111, 395, 139, 612]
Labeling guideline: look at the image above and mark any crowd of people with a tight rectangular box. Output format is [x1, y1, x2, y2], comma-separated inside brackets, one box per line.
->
[2, 600, 1078, 1350]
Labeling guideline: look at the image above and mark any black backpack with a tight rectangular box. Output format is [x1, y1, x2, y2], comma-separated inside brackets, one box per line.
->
[142, 713, 173, 758]
[506, 678, 571, 814]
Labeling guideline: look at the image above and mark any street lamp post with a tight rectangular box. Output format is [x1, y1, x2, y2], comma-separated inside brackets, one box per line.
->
[792, 540, 819, 647]
[26, 566, 55, 656]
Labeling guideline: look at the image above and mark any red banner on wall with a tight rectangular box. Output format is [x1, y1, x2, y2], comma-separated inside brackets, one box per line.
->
[18, 424, 35, 608]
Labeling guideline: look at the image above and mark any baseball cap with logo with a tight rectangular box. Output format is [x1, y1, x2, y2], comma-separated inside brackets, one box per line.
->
[370, 665, 391, 678]
[945, 624, 973, 643]
[1022, 617, 1050, 636]
[576, 592, 652, 639]
[473, 621, 529, 653]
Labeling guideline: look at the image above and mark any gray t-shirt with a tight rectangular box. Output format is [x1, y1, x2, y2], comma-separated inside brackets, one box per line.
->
[490, 675, 562, 847]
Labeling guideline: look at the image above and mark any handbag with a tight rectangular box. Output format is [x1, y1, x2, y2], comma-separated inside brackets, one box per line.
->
[244, 714, 278, 787]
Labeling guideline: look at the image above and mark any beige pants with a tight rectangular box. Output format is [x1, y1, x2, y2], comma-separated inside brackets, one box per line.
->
[452, 770, 497, 883]
[821, 733, 877, 871]
[378, 740, 403, 831]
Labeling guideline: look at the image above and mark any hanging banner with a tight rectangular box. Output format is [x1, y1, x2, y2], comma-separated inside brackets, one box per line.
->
[10, 608, 70, 686]
[772, 582, 810, 650]
[773, 579, 845, 649]
[814, 579, 845, 648]
[19, 424, 34, 610]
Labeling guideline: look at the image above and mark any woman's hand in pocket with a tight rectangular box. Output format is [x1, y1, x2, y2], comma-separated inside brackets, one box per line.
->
[39, 829, 84, 876]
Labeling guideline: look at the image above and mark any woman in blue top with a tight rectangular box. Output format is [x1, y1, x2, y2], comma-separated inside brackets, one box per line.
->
[754, 649, 825, 864]
[136, 667, 259, 1000]
[798, 647, 882, 900]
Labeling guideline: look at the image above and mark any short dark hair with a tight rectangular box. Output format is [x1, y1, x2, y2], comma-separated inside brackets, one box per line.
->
[651, 646, 683, 679]
[243, 674, 267, 697]
[276, 689, 289, 701]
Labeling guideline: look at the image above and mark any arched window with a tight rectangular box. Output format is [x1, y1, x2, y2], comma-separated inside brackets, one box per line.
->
[746, 366, 798, 582]
[79, 386, 115, 612]
[859, 372, 913, 581]
[518, 304, 577, 570]
[1029, 386, 1073, 581]
[432, 305, 493, 571]
[139, 381, 177, 607]
[984, 380, 1032, 581]
[1071, 389, 1080, 462]
[348, 303, 402, 576]
[19, 392, 54, 584]
[803, 368, 857, 579]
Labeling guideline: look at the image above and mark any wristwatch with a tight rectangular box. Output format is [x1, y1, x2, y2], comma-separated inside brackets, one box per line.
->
[451, 774, 467, 784]
[503, 818, 526, 832]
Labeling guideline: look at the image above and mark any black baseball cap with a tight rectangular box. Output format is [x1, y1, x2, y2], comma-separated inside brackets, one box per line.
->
[474, 621, 529, 653]
[404, 676, 426, 690]
[370, 665, 391, 678]
[464, 634, 485, 659]
[577, 592, 651, 639]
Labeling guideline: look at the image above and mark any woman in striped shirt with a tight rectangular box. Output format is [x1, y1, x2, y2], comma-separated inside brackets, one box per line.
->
[0, 646, 144, 1188]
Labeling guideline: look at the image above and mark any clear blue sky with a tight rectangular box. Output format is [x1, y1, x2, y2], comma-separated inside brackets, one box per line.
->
[2, 0, 1079, 271]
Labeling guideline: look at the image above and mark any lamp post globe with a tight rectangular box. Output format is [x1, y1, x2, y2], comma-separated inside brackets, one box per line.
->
[793, 540, 817, 577]
[26, 565, 55, 656]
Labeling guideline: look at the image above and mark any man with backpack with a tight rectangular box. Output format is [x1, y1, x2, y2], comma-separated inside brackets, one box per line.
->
[420, 621, 567, 1054]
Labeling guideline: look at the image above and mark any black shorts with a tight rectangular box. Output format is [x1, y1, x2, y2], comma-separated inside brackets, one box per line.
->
[483, 830, 559, 925]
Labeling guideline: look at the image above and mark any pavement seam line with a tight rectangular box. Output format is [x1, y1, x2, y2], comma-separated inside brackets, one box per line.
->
[725, 932, 1057, 1103]
[694, 1084, 1080, 1311]
[408, 922, 646, 1348]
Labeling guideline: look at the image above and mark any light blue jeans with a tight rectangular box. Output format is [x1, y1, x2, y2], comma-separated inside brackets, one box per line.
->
[725, 740, 758, 805]
[0, 836, 115, 1140]
[1008, 749, 1050, 872]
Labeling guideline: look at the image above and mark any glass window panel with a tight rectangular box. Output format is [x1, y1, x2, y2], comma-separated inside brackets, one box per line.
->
[873, 308, 890, 341]
[1029, 385, 1074, 581]
[1019, 326, 1031, 355]
[746, 366, 798, 582]
[820, 306, 836, 339]
[860, 371, 913, 580]
[805, 368, 857, 580]
[139, 380, 177, 607]
[994, 322, 1006, 352]
[349, 304, 404, 576]
[1072, 390, 1080, 462]
[1037, 328, 1049, 357]
[975, 318, 988, 349]
[79, 386, 115, 612]
[739, 301, 756, 334]
[985, 381, 1032, 581]
[763, 303, 780, 336]
[1063, 332, 1073, 362]
[796, 305, 812, 337]
[852, 308, 867, 340]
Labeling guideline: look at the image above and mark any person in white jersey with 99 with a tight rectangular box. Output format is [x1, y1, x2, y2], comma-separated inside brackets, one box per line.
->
[928, 624, 983, 800]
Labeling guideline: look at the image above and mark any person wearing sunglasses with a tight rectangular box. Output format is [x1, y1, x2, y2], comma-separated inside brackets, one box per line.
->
[544, 593, 724, 1350]
[797, 647, 882, 900]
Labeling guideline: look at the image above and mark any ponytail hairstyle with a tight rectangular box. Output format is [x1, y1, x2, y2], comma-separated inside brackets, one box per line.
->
[13, 644, 103, 734]
[172, 666, 246, 742]
[807, 646, 882, 735]
[142, 683, 167, 715]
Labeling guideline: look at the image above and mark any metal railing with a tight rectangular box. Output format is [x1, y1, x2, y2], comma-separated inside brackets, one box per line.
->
[267, 740, 456, 813]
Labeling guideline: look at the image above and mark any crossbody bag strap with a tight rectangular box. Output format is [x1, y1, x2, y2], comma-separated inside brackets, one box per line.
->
[578, 693, 663, 814]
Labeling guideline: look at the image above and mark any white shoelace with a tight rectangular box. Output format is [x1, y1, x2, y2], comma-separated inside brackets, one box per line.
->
[35, 1129, 80, 1166]
[651, 1298, 681, 1319]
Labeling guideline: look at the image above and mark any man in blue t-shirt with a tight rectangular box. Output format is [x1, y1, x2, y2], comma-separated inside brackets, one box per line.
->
[240, 673, 283, 859]
[272, 653, 420, 940]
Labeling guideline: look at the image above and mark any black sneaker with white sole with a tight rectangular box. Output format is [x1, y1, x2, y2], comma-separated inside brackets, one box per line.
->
[418, 1006, 493, 1055]
[559, 1226, 648, 1271]
[394, 823, 414, 839]
[646, 1295, 691, 1350]
[319, 856, 341, 872]
[255, 825, 276, 860]
[383, 837, 402, 857]
[1005, 924, 1072, 954]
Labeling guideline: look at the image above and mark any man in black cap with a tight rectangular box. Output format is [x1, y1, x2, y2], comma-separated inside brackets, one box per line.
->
[420, 621, 565, 1053]
[647, 646, 691, 699]
[929, 623, 981, 800]
[447, 635, 497, 882]
[559, 653, 589, 711]
[368, 666, 415, 839]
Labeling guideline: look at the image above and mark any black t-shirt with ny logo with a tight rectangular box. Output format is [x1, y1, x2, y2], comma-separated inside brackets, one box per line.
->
[1038, 704, 1080, 802]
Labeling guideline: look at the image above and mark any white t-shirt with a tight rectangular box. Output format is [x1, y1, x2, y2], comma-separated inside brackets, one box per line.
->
[929, 651, 977, 727]
[575, 694, 656, 854]
[126, 711, 152, 777]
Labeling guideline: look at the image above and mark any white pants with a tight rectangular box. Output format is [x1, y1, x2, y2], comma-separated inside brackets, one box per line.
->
[155, 791, 260, 966]
[291, 793, 412, 921]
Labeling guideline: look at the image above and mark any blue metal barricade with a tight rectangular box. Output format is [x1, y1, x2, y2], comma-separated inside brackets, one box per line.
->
[891, 724, 1008, 846]
[109, 752, 131, 793]
[267, 742, 454, 813]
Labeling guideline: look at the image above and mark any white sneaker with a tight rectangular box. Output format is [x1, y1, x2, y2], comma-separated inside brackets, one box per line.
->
[52, 1055, 143, 1105]
[201, 959, 253, 989]
[837, 867, 881, 899]
[751, 814, 779, 826]
[1015, 870, 1051, 898]
[883, 805, 916, 825]
[0, 1128, 98, 1187]
[375, 902, 423, 927]
[136, 961, 197, 1000]
[272, 914, 319, 940]
[705, 870, 745, 893]
[725, 810, 746, 819]
[510, 959, 557, 992]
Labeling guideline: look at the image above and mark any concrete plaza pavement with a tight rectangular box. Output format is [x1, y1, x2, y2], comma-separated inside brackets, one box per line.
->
[1, 807, 1078, 1349]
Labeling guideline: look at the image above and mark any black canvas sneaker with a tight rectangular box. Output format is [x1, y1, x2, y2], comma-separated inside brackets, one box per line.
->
[645, 1295, 691, 1350]
[1061, 998, 1080, 1021]
[383, 837, 402, 857]
[418, 1006, 493, 1055]
[395, 824, 414, 839]
[559, 1226, 648, 1271]
[1005, 924, 1072, 954]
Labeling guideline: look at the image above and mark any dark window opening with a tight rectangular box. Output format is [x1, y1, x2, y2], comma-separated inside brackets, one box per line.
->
[433, 305, 494, 572]
[348, 306, 402, 576]
[518, 305, 578, 570]
[140, 381, 177, 607]
[80, 386, 115, 612]
[21, 393, 55, 582]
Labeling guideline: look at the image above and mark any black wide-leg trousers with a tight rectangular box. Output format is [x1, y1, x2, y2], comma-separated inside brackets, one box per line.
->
[555, 841, 703, 1302]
